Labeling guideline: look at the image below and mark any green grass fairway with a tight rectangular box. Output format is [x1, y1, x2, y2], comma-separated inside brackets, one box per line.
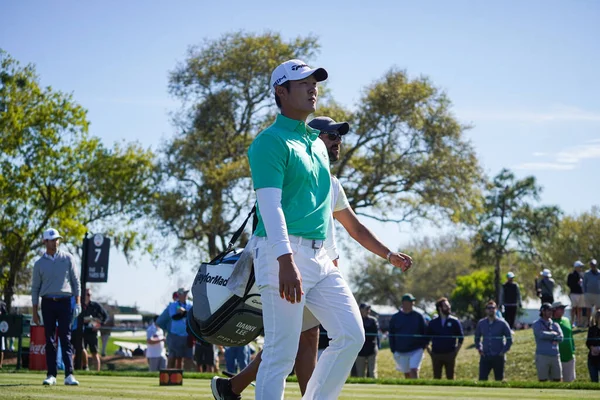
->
[1, 373, 597, 400]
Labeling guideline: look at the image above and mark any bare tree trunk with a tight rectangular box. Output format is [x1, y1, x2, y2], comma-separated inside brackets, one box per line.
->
[207, 234, 217, 259]
[494, 254, 501, 305]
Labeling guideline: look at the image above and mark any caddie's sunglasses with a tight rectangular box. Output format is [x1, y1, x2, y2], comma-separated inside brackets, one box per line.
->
[320, 131, 343, 141]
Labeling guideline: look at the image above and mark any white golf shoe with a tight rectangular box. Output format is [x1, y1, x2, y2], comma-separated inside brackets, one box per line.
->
[42, 375, 56, 385]
[64, 374, 79, 385]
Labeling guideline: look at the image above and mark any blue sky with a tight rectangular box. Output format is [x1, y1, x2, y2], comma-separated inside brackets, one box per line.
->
[2, 1, 599, 312]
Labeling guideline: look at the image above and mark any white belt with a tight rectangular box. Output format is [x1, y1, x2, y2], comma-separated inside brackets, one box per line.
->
[288, 235, 324, 249]
[255, 235, 324, 249]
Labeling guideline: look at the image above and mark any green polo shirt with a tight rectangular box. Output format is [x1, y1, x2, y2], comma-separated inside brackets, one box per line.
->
[552, 316, 575, 362]
[248, 114, 331, 240]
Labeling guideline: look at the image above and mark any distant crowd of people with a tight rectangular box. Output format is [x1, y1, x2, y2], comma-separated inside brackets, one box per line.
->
[9, 225, 600, 386]
[149, 287, 255, 374]
[373, 261, 600, 383]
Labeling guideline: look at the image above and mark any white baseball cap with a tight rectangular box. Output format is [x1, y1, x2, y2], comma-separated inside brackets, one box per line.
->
[270, 59, 328, 94]
[507, 272, 515, 279]
[42, 228, 62, 241]
[574, 260, 584, 268]
[541, 268, 552, 277]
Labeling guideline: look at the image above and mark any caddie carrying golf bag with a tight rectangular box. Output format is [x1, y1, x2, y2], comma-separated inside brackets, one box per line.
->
[187, 207, 263, 346]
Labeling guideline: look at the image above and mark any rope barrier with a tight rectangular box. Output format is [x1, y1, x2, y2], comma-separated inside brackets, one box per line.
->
[321, 331, 599, 343]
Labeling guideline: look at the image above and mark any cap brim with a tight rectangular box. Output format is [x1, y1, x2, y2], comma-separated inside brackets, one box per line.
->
[331, 122, 350, 135]
[44, 235, 62, 240]
[296, 67, 328, 83]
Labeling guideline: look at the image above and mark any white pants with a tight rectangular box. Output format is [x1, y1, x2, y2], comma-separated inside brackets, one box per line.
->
[253, 237, 364, 400]
[562, 357, 576, 382]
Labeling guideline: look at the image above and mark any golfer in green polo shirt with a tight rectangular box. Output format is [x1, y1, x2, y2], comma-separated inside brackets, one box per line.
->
[247, 59, 365, 400]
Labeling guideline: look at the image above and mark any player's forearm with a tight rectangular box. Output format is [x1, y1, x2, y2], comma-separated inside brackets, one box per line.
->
[349, 224, 389, 259]
[336, 209, 390, 259]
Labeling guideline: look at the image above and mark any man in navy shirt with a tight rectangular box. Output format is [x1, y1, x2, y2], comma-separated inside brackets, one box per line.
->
[474, 300, 513, 381]
[425, 297, 464, 380]
[355, 303, 380, 378]
[389, 293, 428, 378]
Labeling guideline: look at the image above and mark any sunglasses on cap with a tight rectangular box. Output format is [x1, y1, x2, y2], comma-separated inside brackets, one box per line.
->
[320, 131, 343, 141]
[486, 306, 496, 309]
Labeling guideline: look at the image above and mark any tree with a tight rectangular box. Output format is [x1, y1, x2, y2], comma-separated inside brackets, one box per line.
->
[472, 169, 561, 306]
[155, 32, 319, 257]
[540, 207, 600, 285]
[0, 50, 156, 310]
[157, 33, 484, 259]
[351, 234, 475, 308]
[329, 69, 483, 225]
[351, 257, 405, 308]
[451, 268, 495, 321]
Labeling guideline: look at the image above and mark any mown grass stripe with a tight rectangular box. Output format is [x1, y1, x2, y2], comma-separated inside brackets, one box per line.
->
[2, 373, 599, 400]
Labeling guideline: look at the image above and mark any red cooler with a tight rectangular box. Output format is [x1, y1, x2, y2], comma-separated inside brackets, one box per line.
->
[29, 325, 47, 370]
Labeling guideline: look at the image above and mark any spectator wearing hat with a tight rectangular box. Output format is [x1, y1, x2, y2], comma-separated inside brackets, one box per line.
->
[425, 297, 464, 380]
[533, 303, 563, 382]
[586, 309, 600, 382]
[583, 259, 600, 313]
[500, 272, 522, 330]
[167, 287, 192, 370]
[537, 269, 556, 305]
[552, 301, 576, 382]
[568, 261, 585, 328]
[355, 303, 380, 378]
[31, 228, 81, 386]
[389, 294, 428, 379]
[79, 288, 108, 372]
[474, 300, 513, 381]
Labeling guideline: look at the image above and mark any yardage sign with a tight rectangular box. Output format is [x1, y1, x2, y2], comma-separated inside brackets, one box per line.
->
[86, 233, 110, 282]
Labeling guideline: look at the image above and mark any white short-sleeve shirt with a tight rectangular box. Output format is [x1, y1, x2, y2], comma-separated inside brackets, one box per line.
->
[145, 323, 166, 358]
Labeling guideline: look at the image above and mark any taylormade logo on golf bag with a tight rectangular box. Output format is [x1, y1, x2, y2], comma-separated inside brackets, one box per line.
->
[195, 272, 229, 287]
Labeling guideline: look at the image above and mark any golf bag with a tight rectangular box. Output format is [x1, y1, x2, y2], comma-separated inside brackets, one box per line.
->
[187, 207, 263, 346]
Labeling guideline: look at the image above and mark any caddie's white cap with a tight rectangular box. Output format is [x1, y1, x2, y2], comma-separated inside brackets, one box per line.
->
[270, 59, 328, 94]
[574, 260, 584, 268]
[507, 272, 515, 279]
[42, 228, 62, 241]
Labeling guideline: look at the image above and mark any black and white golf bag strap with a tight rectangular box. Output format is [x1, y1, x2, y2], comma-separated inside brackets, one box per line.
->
[187, 206, 263, 347]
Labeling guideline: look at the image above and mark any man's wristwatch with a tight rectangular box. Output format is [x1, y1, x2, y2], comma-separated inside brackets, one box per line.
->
[386, 251, 393, 263]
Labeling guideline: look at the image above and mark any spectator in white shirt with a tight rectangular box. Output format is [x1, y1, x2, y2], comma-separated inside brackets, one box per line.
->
[146, 315, 167, 371]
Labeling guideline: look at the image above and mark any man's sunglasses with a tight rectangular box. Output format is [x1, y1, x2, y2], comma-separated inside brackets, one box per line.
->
[320, 131, 343, 141]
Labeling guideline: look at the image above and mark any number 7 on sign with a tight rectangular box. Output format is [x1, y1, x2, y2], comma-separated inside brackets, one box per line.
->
[94, 248, 101, 263]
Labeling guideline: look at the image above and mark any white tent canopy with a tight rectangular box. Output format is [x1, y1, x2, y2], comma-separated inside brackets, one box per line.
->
[113, 314, 143, 322]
